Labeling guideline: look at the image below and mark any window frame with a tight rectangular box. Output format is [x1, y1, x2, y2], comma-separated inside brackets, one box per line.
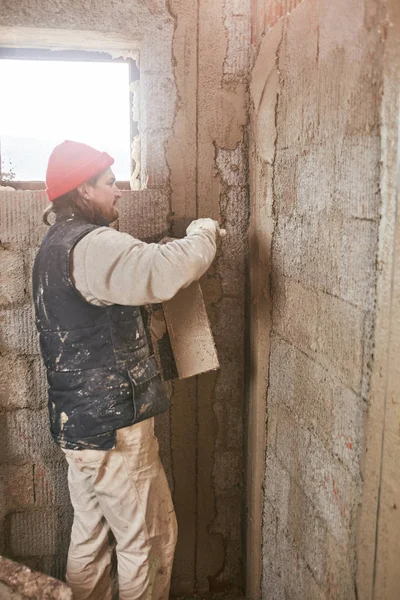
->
[0, 46, 139, 189]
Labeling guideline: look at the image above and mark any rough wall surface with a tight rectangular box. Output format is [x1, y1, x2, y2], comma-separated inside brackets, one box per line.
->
[0, 1, 250, 595]
[356, 1, 400, 598]
[250, 0, 385, 598]
[0, 556, 72, 600]
[166, 0, 250, 593]
[0, 191, 70, 580]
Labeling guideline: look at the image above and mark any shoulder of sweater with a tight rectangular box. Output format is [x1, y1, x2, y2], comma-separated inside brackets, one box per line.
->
[80, 226, 131, 243]
[73, 226, 145, 255]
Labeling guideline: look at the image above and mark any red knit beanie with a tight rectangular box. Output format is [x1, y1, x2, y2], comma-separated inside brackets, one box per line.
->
[46, 140, 115, 202]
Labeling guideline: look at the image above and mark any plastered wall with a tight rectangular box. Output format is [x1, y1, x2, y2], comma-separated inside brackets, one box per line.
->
[0, 0, 250, 596]
[249, 0, 387, 598]
[356, 1, 400, 598]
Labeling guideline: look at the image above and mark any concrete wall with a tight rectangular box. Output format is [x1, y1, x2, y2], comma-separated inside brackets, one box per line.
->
[356, 1, 400, 598]
[0, 191, 70, 580]
[0, 0, 250, 595]
[249, 0, 386, 598]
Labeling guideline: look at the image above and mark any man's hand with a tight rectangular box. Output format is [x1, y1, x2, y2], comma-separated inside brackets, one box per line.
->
[186, 218, 221, 237]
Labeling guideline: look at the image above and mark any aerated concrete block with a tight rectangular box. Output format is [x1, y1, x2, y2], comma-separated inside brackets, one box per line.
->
[275, 404, 311, 481]
[275, 403, 360, 542]
[117, 190, 170, 241]
[269, 334, 366, 477]
[33, 461, 69, 507]
[263, 452, 290, 531]
[262, 568, 286, 600]
[0, 192, 48, 247]
[0, 464, 34, 511]
[333, 135, 381, 220]
[0, 355, 33, 410]
[7, 510, 60, 557]
[324, 529, 356, 600]
[37, 554, 70, 581]
[279, 534, 327, 600]
[163, 282, 219, 380]
[141, 75, 176, 131]
[266, 398, 278, 454]
[287, 481, 327, 584]
[0, 410, 57, 464]
[272, 278, 365, 392]
[0, 306, 40, 356]
[31, 357, 48, 410]
[140, 129, 170, 188]
[317, 291, 365, 393]
[23, 247, 40, 301]
[262, 499, 279, 575]
[139, 30, 175, 79]
[263, 506, 326, 600]
[273, 214, 378, 310]
[0, 248, 26, 307]
[304, 433, 360, 543]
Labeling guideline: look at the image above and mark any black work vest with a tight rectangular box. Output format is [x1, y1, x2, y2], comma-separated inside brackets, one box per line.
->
[32, 214, 168, 450]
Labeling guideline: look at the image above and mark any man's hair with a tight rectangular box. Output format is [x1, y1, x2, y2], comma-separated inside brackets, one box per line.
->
[43, 172, 103, 226]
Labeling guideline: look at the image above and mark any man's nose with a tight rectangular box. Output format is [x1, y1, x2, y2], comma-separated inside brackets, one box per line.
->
[114, 184, 122, 200]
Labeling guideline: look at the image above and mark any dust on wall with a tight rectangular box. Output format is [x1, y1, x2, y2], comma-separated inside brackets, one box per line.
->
[249, 0, 386, 598]
[0, 0, 251, 596]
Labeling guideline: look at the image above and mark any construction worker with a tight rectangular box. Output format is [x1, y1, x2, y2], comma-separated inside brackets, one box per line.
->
[32, 140, 220, 600]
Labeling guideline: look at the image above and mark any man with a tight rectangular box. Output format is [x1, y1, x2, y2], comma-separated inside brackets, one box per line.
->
[32, 140, 220, 600]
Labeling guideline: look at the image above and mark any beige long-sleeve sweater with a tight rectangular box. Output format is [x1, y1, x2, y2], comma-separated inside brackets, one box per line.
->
[71, 222, 217, 306]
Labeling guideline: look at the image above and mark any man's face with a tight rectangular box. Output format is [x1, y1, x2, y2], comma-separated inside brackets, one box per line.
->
[80, 168, 121, 224]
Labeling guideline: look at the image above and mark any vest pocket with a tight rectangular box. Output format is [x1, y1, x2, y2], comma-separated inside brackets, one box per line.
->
[127, 356, 168, 423]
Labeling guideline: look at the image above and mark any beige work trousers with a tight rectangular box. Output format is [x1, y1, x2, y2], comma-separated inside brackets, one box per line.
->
[62, 419, 177, 600]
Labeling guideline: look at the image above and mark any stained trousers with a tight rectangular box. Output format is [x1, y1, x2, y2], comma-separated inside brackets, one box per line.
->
[62, 419, 177, 600]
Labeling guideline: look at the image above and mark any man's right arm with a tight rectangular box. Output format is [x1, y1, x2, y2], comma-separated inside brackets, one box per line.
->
[71, 218, 219, 307]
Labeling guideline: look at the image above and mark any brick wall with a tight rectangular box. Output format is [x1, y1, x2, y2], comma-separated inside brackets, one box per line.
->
[0, 191, 70, 577]
[250, 0, 385, 598]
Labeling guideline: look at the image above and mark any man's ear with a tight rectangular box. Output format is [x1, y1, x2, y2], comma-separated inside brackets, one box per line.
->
[77, 182, 91, 200]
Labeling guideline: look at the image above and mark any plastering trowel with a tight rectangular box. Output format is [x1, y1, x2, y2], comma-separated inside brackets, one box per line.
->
[151, 227, 226, 380]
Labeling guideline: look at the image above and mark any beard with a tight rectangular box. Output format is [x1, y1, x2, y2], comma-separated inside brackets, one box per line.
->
[93, 204, 119, 226]
[74, 197, 119, 226]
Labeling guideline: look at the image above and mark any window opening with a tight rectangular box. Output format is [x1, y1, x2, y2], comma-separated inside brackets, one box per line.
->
[0, 48, 139, 187]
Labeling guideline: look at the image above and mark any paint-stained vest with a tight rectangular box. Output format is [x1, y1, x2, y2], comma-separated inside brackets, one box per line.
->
[32, 214, 168, 450]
